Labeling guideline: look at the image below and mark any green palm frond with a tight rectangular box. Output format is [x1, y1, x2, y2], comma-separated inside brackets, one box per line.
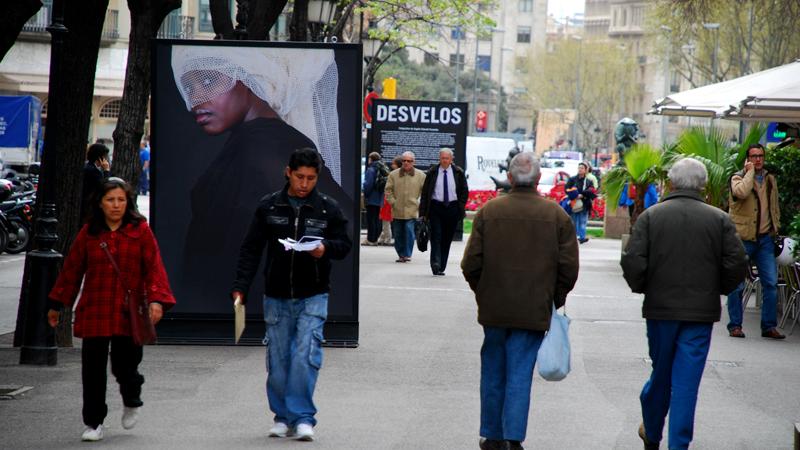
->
[601, 143, 667, 212]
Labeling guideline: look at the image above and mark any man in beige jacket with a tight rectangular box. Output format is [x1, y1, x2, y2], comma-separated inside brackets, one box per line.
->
[385, 151, 426, 262]
[726, 143, 784, 339]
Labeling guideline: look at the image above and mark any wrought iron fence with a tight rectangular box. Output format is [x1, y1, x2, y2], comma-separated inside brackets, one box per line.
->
[157, 15, 195, 39]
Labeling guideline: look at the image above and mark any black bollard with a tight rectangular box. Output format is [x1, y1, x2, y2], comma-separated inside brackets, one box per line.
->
[19, 203, 60, 366]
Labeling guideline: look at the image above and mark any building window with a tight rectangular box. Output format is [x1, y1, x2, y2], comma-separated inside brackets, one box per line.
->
[451, 27, 465, 40]
[670, 70, 681, 92]
[517, 26, 531, 43]
[477, 55, 491, 72]
[449, 53, 465, 68]
[518, 0, 533, 12]
[424, 52, 439, 66]
[198, 0, 213, 32]
[99, 99, 122, 119]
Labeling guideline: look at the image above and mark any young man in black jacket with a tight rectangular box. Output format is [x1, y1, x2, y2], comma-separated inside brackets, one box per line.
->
[419, 148, 468, 276]
[231, 148, 352, 442]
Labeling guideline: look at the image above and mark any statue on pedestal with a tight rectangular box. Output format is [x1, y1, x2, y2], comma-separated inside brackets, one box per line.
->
[614, 117, 639, 166]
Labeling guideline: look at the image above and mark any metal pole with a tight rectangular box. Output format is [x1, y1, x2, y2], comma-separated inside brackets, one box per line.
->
[19, 0, 66, 366]
[572, 37, 582, 151]
[661, 26, 672, 146]
[454, 27, 461, 102]
[472, 32, 479, 133]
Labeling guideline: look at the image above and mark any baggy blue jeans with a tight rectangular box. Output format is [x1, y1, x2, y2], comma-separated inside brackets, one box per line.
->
[263, 293, 327, 427]
[640, 320, 712, 450]
[726, 234, 778, 332]
[480, 326, 545, 443]
[391, 219, 416, 258]
[570, 210, 588, 240]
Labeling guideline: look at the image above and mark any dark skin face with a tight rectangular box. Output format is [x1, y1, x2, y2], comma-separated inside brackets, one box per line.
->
[285, 166, 319, 199]
[188, 76, 278, 136]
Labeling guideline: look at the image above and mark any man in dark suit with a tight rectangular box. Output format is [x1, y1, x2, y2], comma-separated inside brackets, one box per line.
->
[420, 148, 468, 276]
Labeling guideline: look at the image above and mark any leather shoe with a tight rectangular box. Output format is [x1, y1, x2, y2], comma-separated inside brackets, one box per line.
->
[761, 328, 786, 339]
[728, 327, 746, 338]
[507, 441, 524, 450]
[638, 423, 658, 450]
[479, 438, 507, 450]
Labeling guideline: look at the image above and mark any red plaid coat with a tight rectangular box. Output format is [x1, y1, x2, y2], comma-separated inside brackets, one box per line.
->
[49, 221, 175, 338]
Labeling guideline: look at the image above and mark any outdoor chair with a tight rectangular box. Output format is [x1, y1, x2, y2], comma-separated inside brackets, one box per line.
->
[778, 262, 800, 334]
[741, 263, 762, 310]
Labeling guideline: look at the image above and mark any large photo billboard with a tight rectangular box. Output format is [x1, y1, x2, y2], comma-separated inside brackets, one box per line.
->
[151, 40, 361, 345]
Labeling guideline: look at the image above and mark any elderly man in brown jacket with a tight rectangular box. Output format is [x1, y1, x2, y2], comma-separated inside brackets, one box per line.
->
[462, 152, 579, 450]
[622, 158, 746, 450]
[385, 151, 426, 262]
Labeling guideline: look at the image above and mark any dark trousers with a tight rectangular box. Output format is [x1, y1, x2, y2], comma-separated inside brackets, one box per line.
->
[82, 336, 144, 428]
[365, 205, 381, 243]
[429, 201, 461, 273]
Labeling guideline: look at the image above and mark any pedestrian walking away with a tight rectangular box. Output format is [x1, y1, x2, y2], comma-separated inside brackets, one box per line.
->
[462, 152, 579, 450]
[420, 147, 469, 276]
[48, 177, 176, 442]
[362, 151, 389, 245]
[725, 143, 785, 339]
[621, 158, 746, 450]
[231, 148, 352, 442]
[384, 151, 426, 263]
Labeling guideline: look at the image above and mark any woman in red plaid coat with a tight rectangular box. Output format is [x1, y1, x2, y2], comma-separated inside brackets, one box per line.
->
[47, 177, 175, 442]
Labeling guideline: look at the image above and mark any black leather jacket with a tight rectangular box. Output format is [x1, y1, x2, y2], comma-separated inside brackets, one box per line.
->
[232, 184, 352, 300]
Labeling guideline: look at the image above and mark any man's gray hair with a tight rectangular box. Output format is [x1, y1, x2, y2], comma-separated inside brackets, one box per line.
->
[402, 151, 415, 160]
[439, 148, 454, 158]
[668, 157, 707, 191]
[509, 152, 540, 187]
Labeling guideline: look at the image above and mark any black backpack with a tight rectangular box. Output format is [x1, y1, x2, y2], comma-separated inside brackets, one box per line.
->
[374, 162, 390, 193]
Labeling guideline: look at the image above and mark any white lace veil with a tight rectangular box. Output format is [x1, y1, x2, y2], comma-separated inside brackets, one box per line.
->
[171, 45, 342, 185]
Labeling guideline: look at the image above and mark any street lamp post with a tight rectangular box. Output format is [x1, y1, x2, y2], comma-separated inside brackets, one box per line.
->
[18, 0, 67, 366]
[571, 35, 583, 151]
[660, 25, 672, 146]
[496, 46, 512, 133]
[703, 22, 720, 83]
[454, 26, 462, 101]
[681, 43, 696, 127]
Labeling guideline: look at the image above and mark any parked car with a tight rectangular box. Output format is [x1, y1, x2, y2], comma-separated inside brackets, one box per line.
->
[537, 168, 570, 200]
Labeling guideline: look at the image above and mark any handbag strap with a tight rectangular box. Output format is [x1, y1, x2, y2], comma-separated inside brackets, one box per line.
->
[100, 241, 133, 297]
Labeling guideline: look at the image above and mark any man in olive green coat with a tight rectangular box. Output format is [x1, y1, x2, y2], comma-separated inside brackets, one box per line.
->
[462, 152, 579, 450]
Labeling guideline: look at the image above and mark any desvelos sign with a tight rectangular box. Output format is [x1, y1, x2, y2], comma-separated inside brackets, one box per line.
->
[371, 99, 468, 169]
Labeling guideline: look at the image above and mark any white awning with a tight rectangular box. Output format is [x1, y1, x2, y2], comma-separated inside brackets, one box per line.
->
[649, 60, 800, 123]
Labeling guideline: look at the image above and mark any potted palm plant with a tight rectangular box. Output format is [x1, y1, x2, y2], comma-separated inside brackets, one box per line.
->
[602, 143, 668, 227]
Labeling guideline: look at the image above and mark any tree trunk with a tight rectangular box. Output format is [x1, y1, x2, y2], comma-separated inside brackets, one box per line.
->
[288, 0, 308, 41]
[247, 0, 287, 40]
[210, 0, 234, 39]
[0, 0, 42, 62]
[629, 183, 646, 228]
[112, 0, 181, 191]
[15, 0, 111, 348]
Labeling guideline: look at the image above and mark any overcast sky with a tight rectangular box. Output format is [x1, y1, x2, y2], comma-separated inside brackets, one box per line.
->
[547, 0, 585, 18]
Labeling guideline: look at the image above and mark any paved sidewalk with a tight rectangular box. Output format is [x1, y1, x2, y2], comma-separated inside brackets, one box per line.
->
[1, 238, 799, 449]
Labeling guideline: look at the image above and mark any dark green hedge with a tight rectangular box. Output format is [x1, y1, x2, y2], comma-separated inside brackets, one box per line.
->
[765, 144, 800, 233]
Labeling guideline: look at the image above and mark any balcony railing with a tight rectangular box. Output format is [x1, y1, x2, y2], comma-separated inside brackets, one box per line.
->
[21, 4, 51, 34]
[102, 10, 119, 40]
[23, 6, 119, 42]
[157, 15, 195, 39]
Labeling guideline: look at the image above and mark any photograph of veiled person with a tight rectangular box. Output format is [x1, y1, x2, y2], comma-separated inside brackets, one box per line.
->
[152, 42, 359, 324]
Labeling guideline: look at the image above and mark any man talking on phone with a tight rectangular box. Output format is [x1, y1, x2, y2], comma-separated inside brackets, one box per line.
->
[230, 148, 352, 442]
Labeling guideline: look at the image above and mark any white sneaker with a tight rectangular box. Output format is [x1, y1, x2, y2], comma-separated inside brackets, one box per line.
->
[122, 406, 140, 430]
[294, 423, 314, 441]
[81, 425, 104, 441]
[268, 421, 290, 438]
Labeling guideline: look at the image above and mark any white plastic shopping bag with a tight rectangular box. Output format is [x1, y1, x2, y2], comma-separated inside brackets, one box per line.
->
[537, 305, 571, 381]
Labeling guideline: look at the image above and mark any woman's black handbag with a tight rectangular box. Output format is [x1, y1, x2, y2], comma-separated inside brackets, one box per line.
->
[416, 219, 429, 252]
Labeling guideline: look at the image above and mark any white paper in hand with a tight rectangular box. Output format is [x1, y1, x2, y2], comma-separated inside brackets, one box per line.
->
[277, 235, 324, 252]
[234, 298, 245, 344]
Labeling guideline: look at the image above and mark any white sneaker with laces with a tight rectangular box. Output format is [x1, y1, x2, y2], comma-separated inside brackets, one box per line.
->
[81, 425, 104, 441]
[122, 406, 140, 430]
[294, 423, 314, 441]
[268, 422, 290, 438]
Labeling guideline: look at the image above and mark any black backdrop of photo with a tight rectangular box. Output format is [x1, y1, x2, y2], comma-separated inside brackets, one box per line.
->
[150, 40, 361, 346]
